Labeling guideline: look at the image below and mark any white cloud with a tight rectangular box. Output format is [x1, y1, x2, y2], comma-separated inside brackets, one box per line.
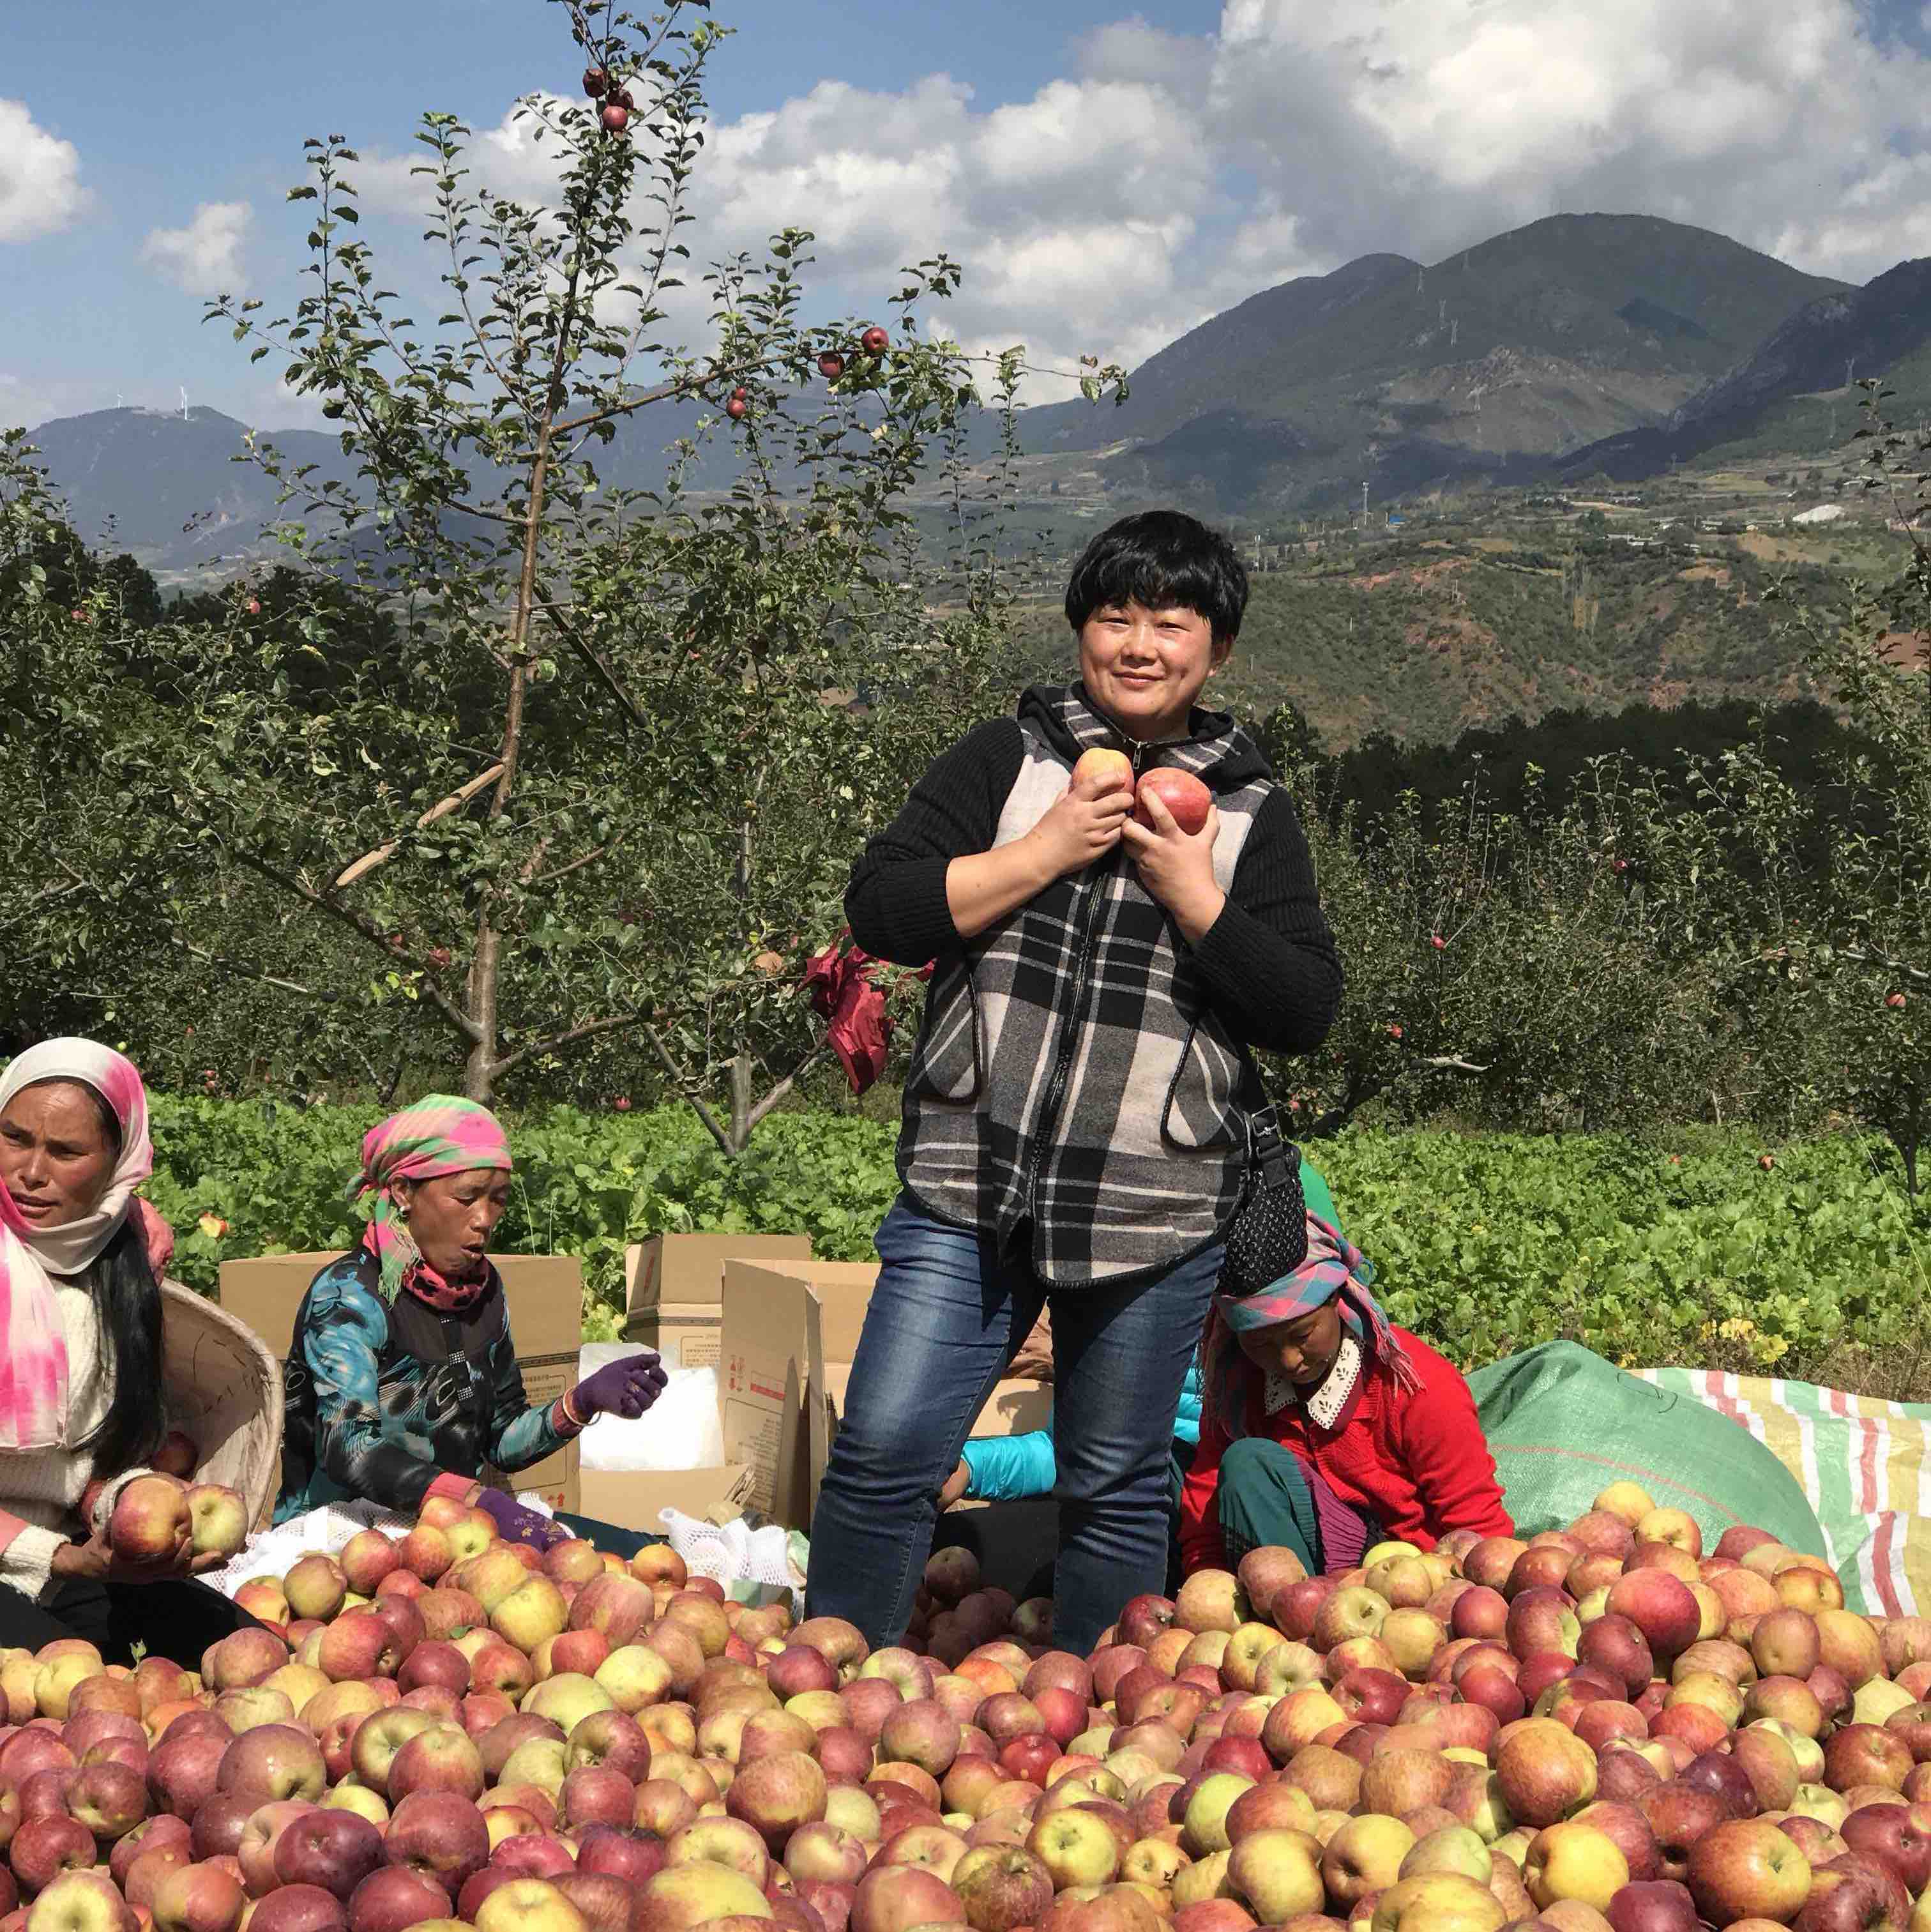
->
[240, 0, 1931, 421]
[0, 99, 86, 243]
[1211, 0, 1931, 282]
[141, 201, 252, 298]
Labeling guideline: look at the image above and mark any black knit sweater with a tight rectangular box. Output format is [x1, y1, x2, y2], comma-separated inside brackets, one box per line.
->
[845, 684, 1343, 1284]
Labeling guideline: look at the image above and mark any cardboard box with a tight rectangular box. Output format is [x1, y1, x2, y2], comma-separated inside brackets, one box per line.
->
[576, 1463, 756, 1527]
[623, 1233, 814, 1331]
[720, 1258, 1054, 1532]
[218, 1251, 583, 1513]
[628, 1302, 723, 1373]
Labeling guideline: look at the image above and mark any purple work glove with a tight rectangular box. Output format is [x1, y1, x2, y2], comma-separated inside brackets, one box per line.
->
[475, 1487, 569, 1551]
[570, 1351, 668, 1422]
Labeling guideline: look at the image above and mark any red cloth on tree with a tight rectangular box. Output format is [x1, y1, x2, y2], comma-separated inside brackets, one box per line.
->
[1179, 1323, 1513, 1574]
[804, 936, 928, 1095]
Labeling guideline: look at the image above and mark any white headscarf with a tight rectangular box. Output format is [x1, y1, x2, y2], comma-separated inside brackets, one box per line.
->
[0, 1038, 154, 1450]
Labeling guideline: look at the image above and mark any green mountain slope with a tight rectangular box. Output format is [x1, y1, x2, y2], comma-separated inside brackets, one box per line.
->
[1016, 215, 1846, 514]
[1017, 533, 1854, 747]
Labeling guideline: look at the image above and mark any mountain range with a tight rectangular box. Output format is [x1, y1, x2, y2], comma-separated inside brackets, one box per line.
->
[16, 213, 1931, 572]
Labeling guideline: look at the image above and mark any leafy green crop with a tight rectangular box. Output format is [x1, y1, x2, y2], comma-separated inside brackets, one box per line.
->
[147, 1100, 1928, 1378]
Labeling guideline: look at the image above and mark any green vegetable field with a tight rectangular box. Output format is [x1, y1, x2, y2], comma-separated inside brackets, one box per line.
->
[148, 1100, 1930, 1393]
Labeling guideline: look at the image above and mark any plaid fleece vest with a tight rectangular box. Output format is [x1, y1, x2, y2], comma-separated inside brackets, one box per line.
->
[898, 688, 1275, 1286]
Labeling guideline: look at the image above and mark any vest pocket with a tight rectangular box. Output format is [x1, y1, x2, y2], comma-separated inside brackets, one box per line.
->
[1161, 1013, 1243, 1150]
[907, 959, 982, 1103]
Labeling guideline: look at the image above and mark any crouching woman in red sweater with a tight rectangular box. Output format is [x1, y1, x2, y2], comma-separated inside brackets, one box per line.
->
[1179, 1215, 1512, 1576]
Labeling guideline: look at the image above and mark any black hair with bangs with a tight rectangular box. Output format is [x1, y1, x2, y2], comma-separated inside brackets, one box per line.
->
[1063, 510, 1250, 648]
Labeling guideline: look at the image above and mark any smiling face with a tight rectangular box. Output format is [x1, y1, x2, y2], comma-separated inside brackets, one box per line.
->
[0, 1079, 120, 1229]
[1235, 1303, 1345, 1392]
[393, 1168, 512, 1279]
[1076, 600, 1229, 744]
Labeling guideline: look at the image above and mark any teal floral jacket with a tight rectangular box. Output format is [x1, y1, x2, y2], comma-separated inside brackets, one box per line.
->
[275, 1249, 570, 1522]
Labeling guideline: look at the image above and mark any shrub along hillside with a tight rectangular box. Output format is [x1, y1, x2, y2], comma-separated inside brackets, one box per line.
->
[148, 1101, 1928, 1390]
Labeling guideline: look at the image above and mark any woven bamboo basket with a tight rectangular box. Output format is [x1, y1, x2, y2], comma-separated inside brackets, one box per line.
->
[160, 1282, 284, 1528]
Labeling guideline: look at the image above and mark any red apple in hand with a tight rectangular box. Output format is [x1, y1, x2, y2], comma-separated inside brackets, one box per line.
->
[1134, 768, 1211, 835]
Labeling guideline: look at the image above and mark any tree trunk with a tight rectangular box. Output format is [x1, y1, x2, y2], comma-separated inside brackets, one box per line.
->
[466, 922, 503, 1102]
[729, 1053, 753, 1156]
[464, 237, 587, 1105]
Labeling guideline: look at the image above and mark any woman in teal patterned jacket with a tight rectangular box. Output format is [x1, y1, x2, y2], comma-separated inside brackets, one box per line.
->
[276, 1097, 665, 1544]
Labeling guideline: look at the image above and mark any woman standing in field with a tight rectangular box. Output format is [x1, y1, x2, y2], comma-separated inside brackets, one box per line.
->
[806, 510, 1343, 1652]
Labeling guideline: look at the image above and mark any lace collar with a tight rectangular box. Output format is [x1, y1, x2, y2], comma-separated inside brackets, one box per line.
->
[1265, 1335, 1364, 1428]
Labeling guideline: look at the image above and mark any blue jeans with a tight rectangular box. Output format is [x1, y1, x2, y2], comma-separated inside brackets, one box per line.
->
[806, 1196, 1222, 1654]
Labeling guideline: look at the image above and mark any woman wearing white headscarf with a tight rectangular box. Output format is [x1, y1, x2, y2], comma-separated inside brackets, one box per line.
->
[0, 1038, 262, 1659]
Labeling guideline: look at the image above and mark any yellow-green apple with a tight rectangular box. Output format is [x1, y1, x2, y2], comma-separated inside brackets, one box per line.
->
[183, 1486, 247, 1559]
[637, 1863, 773, 1932]
[1367, 1871, 1505, 1930]
[1523, 1820, 1629, 1911]
[493, 1579, 569, 1654]
[1321, 1814, 1416, 1905]
[1026, 1807, 1121, 1888]
[1594, 1484, 1656, 1527]
[523, 1675, 614, 1735]
[1223, 1826, 1323, 1920]
[1070, 749, 1134, 802]
[284, 1556, 349, 1624]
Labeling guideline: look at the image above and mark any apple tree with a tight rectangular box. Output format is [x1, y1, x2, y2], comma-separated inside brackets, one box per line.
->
[47, 0, 1119, 1136]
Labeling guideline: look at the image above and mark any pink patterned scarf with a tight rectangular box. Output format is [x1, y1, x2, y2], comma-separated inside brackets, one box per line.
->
[352, 1095, 513, 1312]
[0, 1039, 155, 1451]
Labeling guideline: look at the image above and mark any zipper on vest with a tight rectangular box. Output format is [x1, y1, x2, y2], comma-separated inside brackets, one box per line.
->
[1024, 738, 1148, 1225]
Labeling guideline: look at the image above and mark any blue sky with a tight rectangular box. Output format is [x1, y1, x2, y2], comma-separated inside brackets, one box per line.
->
[4, 0, 1930, 431]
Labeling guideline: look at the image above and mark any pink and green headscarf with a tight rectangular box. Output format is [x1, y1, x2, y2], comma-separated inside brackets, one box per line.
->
[0, 1039, 154, 1451]
[352, 1095, 512, 1308]
[1200, 1213, 1418, 1440]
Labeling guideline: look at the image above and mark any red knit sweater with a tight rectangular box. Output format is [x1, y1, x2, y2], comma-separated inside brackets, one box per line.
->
[1179, 1324, 1513, 1573]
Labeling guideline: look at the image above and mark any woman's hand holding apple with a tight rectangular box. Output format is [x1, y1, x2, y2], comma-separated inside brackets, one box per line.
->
[1121, 784, 1224, 942]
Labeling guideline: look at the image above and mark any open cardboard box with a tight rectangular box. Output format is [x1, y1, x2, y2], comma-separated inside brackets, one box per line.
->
[715, 1258, 1053, 1533]
[218, 1252, 584, 1513]
[621, 1233, 814, 1371]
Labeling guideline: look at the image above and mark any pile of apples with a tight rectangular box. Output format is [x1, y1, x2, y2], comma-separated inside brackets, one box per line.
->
[7, 1482, 1931, 1932]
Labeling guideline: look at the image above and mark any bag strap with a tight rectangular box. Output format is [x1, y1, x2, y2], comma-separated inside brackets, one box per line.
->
[1245, 1102, 1294, 1189]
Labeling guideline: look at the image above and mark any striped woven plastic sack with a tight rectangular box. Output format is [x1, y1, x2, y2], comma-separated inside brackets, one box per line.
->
[1634, 1366, 1931, 1618]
